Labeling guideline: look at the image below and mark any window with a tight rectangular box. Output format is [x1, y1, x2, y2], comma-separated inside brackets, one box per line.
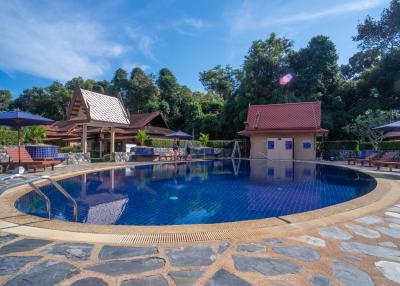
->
[267, 140, 275, 150]
[267, 167, 275, 177]
[285, 140, 293, 150]
[303, 140, 312, 149]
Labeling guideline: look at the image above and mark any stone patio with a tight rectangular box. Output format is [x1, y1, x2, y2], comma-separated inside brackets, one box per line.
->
[0, 161, 400, 285]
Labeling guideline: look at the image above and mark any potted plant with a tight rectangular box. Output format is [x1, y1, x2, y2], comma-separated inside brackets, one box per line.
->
[24, 126, 58, 159]
[199, 133, 213, 156]
[133, 130, 154, 157]
[136, 130, 149, 146]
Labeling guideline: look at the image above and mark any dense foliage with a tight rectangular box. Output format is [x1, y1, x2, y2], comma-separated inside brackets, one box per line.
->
[0, 129, 18, 145]
[2, 1, 399, 141]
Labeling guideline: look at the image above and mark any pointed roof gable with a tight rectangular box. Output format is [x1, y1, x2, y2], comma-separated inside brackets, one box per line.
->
[239, 101, 327, 135]
[67, 87, 130, 126]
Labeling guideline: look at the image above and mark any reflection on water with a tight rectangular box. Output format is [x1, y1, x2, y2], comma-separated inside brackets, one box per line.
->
[16, 160, 376, 226]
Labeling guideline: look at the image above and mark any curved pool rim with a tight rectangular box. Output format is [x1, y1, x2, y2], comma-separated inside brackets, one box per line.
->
[0, 160, 397, 244]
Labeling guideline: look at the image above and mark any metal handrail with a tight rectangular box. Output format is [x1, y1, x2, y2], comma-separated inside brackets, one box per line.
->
[26, 182, 51, 219]
[0, 174, 78, 222]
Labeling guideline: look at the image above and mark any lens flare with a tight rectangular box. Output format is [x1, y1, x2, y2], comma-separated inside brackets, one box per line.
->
[279, 73, 293, 86]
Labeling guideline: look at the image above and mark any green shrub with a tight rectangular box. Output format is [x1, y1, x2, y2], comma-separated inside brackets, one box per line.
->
[378, 140, 400, 151]
[23, 126, 46, 144]
[91, 157, 106, 163]
[103, 154, 111, 161]
[145, 138, 201, 148]
[0, 129, 18, 145]
[320, 140, 358, 151]
[358, 142, 374, 150]
[207, 140, 233, 148]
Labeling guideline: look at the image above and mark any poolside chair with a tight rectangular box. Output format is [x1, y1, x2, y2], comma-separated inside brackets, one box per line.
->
[0, 147, 61, 173]
[371, 152, 400, 171]
[353, 152, 381, 166]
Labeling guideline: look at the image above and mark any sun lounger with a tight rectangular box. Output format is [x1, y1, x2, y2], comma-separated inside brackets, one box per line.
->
[371, 152, 400, 171]
[0, 147, 61, 173]
[353, 152, 380, 166]
[374, 161, 400, 171]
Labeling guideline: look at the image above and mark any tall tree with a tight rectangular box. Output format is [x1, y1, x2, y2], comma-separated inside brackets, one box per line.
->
[126, 68, 158, 113]
[156, 68, 181, 129]
[354, 0, 400, 53]
[290, 35, 339, 101]
[0, 90, 12, 111]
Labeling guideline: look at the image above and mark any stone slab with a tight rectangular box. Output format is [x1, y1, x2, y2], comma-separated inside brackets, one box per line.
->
[376, 226, 400, 238]
[344, 224, 380, 239]
[0, 234, 18, 245]
[70, 277, 108, 286]
[355, 215, 384, 225]
[375, 261, 400, 284]
[340, 242, 400, 261]
[292, 235, 326, 247]
[121, 275, 168, 286]
[169, 270, 204, 286]
[237, 244, 266, 253]
[272, 245, 320, 262]
[166, 246, 216, 266]
[99, 245, 158, 260]
[206, 269, 251, 286]
[263, 238, 284, 245]
[218, 243, 230, 254]
[310, 274, 331, 286]
[317, 226, 352, 240]
[43, 243, 93, 261]
[333, 260, 373, 286]
[84, 257, 165, 276]
[0, 256, 42, 275]
[0, 239, 52, 255]
[378, 241, 397, 248]
[233, 255, 300, 276]
[4, 260, 79, 286]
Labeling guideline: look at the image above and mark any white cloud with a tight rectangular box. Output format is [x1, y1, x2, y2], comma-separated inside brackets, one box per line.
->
[0, 1, 135, 81]
[125, 26, 157, 61]
[230, 0, 388, 34]
[183, 17, 207, 29]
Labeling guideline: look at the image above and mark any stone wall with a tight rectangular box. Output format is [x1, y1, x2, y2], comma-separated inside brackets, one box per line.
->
[59, 152, 91, 165]
[113, 152, 135, 162]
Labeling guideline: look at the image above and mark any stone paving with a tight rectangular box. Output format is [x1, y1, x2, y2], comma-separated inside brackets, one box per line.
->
[1, 162, 400, 285]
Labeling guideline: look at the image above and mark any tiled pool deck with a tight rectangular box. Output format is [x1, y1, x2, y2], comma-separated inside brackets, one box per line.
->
[0, 161, 400, 285]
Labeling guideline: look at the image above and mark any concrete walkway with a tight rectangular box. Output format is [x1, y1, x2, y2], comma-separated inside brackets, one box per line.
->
[0, 161, 400, 285]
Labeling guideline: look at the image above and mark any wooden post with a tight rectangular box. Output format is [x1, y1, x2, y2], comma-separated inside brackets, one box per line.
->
[99, 133, 104, 158]
[110, 127, 115, 161]
[82, 124, 87, 153]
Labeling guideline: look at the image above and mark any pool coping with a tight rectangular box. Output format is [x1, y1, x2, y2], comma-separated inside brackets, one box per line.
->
[0, 160, 399, 245]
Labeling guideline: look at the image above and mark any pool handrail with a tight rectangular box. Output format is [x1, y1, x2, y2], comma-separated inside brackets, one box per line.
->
[0, 174, 78, 222]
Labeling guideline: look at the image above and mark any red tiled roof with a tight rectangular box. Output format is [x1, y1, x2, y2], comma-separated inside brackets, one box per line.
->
[239, 101, 327, 135]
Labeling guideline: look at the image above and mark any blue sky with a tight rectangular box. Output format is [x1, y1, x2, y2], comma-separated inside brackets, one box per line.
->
[0, 0, 390, 97]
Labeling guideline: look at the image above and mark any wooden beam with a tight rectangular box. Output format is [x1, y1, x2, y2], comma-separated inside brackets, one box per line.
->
[82, 124, 87, 153]
[110, 127, 115, 161]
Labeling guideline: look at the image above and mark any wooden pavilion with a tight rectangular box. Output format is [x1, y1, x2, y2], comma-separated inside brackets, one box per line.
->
[44, 88, 173, 157]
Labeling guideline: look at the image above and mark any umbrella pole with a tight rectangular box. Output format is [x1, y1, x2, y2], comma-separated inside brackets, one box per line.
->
[17, 126, 21, 165]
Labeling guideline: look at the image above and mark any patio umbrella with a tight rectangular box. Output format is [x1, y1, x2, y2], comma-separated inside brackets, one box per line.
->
[373, 120, 400, 132]
[0, 111, 54, 164]
[165, 130, 192, 139]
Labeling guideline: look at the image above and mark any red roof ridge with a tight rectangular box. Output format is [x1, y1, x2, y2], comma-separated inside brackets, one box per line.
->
[249, 101, 321, 107]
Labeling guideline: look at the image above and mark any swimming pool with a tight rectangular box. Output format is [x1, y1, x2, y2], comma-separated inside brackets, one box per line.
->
[16, 160, 376, 226]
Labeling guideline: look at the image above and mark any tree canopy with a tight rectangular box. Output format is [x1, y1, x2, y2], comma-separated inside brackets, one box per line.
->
[3, 1, 400, 141]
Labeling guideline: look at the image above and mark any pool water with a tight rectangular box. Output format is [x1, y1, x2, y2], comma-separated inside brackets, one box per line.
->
[16, 160, 376, 226]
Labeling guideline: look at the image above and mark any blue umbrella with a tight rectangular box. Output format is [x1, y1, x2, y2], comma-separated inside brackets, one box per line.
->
[374, 121, 400, 132]
[0, 111, 54, 164]
[166, 130, 192, 139]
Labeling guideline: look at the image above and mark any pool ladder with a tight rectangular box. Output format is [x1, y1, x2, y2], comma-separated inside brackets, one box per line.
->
[0, 174, 78, 222]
